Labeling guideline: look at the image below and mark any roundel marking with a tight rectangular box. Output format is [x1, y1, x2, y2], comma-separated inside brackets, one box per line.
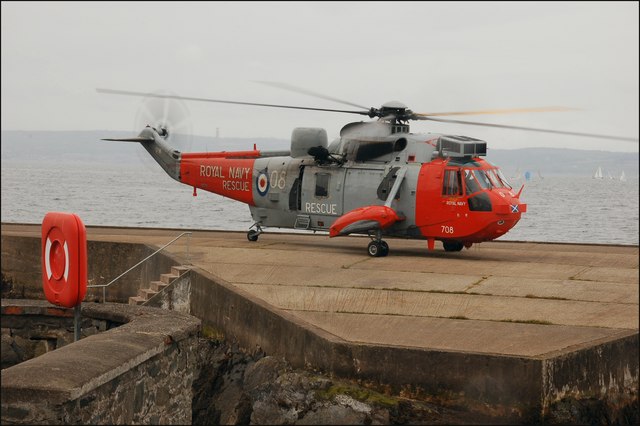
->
[256, 171, 269, 196]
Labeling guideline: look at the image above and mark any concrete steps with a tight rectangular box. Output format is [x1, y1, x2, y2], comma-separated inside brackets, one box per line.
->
[128, 265, 191, 306]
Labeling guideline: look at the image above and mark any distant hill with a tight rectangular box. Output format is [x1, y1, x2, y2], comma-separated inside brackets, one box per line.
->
[1, 130, 637, 178]
[485, 147, 638, 178]
[0, 130, 288, 166]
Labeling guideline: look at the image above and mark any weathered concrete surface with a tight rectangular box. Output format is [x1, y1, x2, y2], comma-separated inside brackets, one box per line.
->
[1, 299, 201, 424]
[10, 223, 632, 351]
[1, 231, 178, 303]
[2, 223, 638, 422]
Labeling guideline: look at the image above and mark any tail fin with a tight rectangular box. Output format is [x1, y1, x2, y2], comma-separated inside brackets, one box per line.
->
[102, 126, 181, 182]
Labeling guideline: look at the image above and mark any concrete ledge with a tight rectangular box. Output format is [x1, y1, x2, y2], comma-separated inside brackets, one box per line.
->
[3, 225, 638, 423]
[187, 264, 639, 421]
[1, 299, 201, 424]
[1, 234, 177, 303]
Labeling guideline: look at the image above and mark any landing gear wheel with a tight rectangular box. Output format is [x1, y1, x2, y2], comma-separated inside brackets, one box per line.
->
[443, 241, 464, 252]
[247, 223, 263, 242]
[380, 241, 389, 257]
[367, 241, 389, 257]
[368, 241, 380, 257]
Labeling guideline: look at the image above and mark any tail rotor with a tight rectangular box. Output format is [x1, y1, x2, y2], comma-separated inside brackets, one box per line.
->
[133, 89, 193, 171]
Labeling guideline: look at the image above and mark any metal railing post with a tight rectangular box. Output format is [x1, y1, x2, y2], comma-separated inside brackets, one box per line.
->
[187, 232, 191, 265]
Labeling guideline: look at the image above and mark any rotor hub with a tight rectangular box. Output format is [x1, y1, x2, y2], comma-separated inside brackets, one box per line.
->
[372, 101, 415, 122]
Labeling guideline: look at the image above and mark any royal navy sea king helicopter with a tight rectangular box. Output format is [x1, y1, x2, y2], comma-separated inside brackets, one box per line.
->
[98, 85, 638, 257]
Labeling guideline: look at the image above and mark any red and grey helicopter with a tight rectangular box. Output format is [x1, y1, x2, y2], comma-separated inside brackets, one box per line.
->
[98, 85, 637, 257]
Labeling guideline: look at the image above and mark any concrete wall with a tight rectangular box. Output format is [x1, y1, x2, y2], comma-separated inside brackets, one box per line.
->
[542, 334, 639, 415]
[2, 234, 637, 422]
[1, 300, 201, 425]
[1, 303, 113, 369]
[1, 235, 177, 303]
[186, 267, 542, 418]
[185, 265, 638, 422]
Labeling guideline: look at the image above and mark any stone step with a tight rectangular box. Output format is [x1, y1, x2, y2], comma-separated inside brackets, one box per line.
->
[128, 296, 146, 306]
[150, 280, 169, 292]
[160, 273, 179, 284]
[130, 266, 189, 307]
[171, 265, 191, 276]
[138, 288, 158, 300]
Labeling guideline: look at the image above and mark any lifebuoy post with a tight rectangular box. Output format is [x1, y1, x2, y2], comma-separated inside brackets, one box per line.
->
[41, 212, 87, 340]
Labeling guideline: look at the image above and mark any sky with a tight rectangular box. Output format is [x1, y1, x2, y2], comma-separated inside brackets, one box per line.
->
[1, 1, 639, 152]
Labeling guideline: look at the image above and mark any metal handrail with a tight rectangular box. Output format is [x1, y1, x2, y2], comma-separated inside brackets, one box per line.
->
[87, 231, 192, 302]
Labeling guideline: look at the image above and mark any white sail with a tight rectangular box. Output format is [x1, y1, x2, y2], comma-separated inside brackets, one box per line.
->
[512, 167, 522, 180]
[620, 171, 626, 182]
[593, 166, 603, 179]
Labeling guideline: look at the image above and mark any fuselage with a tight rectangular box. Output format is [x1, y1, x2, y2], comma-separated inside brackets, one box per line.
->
[175, 123, 526, 247]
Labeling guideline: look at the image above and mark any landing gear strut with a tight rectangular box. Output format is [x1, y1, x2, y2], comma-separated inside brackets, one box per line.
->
[247, 223, 263, 242]
[367, 230, 389, 257]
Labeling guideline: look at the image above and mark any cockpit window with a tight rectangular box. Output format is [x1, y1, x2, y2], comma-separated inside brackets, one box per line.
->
[485, 168, 512, 189]
[474, 170, 493, 190]
[464, 169, 492, 194]
[481, 160, 512, 189]
[464, 170, 481, 194]
[486, 169, 501, 188]
[495, 169, 512, 189]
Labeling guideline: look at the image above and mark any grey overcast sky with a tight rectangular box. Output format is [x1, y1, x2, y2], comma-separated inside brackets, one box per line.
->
[1, 1, 638, 152]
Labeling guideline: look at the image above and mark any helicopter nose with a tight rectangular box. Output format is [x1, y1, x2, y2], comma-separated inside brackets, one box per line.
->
[489, 191, 527, 237]
[494, 194, 527, 215]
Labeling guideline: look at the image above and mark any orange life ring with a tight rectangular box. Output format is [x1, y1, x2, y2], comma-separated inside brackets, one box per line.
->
[41, 212, 87, 308]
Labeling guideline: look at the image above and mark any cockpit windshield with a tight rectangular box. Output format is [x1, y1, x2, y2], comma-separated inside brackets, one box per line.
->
[486, 168, 512, 189]
[464, 169, 492, 194]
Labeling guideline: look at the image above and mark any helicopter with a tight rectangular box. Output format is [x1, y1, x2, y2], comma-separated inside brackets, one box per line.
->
[98, 85, 638, 257]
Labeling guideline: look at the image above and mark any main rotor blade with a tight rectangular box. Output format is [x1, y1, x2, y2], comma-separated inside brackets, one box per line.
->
[414, 106, 576, 117]
[420, 116, 639, 142]
[254, 80, 369, 109]
[96, 88, 370, 116]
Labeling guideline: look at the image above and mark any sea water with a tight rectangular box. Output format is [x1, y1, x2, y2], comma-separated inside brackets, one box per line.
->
[1, 161, 638, 246]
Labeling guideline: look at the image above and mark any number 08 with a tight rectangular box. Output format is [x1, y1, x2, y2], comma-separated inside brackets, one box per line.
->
[270, 170, 287, 190]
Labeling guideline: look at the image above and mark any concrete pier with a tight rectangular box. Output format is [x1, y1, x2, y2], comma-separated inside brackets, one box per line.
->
[2, 223, 638, 421]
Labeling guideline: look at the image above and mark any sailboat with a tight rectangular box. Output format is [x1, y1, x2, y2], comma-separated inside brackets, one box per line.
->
[620, 171, 626, 182]
[593, 166, 604, 179]
[511, 167, 522, 181]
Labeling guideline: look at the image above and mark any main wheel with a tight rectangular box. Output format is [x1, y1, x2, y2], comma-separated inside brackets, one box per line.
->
[367, 241, 381, 257]
[380, 241, 389, 257]
[247, 230, 259, 242]
[443, 240, 464, 252]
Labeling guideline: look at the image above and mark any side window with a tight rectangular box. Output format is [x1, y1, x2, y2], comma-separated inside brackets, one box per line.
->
[315, 173, 330, 197]
[442, 169, 462, 196]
